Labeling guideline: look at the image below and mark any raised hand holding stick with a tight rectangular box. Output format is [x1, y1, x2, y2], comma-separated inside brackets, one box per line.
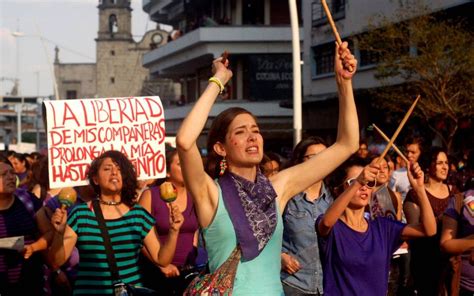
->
[377, 95, 420, 162]
[366, 95, 420, 187]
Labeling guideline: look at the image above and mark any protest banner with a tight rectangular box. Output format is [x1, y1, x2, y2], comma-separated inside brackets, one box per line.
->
[44, 96, 166, 188]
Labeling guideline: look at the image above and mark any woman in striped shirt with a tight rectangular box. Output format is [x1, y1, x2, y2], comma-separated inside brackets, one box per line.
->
[50, 150, 183, 295]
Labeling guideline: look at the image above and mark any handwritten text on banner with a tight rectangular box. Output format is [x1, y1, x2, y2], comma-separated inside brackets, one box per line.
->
[44, 96, 166, 188]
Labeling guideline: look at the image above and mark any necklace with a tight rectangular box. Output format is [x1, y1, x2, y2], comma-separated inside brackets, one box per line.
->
[99, 199, 122, 206]
[341, 217, 368, 231]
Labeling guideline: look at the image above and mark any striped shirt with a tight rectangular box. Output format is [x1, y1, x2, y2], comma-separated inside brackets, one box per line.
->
[68, 203, 154, 295]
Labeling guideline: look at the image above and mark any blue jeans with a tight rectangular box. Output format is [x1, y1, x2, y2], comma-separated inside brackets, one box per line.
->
[283, 282, 322, 296]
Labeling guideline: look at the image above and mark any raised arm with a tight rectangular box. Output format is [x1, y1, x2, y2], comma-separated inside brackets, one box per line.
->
[317, 164, 378, 237]
[401, 163, 436, 239]
[176, 57, 232, 227]
[273, 42, 359, 210]
[49, 208, 77, 267]
[143, 202, 184, 266]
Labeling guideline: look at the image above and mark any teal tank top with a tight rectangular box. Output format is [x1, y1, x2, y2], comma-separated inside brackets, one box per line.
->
[202, 182, 284, 295]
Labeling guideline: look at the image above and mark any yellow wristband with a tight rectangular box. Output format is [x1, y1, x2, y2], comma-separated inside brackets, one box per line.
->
[209, 77, 224, 94]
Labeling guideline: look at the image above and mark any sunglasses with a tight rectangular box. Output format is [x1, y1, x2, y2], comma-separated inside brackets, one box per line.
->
[345, 177, 377, 188]
[345, 178, 357, 187]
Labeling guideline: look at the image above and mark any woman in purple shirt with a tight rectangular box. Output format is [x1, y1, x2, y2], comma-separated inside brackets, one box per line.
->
[316, 158, 436, 295]
[441, 188, 474, 295]
[139, 148, 199, 295]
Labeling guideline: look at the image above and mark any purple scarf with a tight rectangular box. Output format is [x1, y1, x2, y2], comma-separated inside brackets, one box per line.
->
[218, 170, 277, 261]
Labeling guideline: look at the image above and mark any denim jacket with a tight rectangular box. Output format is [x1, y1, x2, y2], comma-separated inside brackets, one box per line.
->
[281, 184, 333, 294]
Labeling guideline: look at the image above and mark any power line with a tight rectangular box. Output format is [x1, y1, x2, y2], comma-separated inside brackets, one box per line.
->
[41, 37, 95, 61]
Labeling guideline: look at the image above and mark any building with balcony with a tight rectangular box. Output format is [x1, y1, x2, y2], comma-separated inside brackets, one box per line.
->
[142, 0, 302, 153]
[302, 0, 472, 138]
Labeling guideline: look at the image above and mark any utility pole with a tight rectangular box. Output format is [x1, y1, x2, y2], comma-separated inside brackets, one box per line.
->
[289, 0, 302, 146]
[12, 20, 25, 144]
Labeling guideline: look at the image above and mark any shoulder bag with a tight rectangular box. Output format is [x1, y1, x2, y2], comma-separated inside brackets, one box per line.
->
[92, 200, 157, 296]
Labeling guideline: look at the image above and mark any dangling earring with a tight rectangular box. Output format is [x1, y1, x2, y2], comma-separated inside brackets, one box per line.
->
[219, 157, 227, 176]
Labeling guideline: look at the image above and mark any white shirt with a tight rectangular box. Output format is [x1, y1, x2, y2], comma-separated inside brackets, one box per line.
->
[389, 168, 411, 201]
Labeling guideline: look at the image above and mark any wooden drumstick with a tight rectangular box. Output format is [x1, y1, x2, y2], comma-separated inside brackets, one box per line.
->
[321, 0, 343, 45]
[221, 50, 229, 64]
[372, 124, 409, 164]
[321, 0, 353, 72]
[377, 95, 421, 163]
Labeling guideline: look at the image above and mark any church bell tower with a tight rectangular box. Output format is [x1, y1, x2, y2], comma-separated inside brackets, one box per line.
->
[97, 0, 133, 41]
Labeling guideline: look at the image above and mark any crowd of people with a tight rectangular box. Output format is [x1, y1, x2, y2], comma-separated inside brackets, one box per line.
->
[0, 42, 473, 296]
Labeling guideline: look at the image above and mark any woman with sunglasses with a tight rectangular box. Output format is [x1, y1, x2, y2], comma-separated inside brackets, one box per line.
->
[176, 42, 358, 295]
[316, 157, 436, 295]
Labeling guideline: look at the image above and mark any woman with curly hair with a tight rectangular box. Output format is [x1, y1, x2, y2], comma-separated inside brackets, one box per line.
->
[49, 150, 184, 295]
[405, 147, 458, 295]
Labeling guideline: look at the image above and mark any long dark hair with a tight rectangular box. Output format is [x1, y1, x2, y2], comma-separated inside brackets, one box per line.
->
[422, 146, 449, 179]
[329, 156, 368, 197]
[0, 154, 13, 167]
[154, 148, 179, 187]
[9, 152, 30, 171]
[27, 156, 49, 202]
[206, 107, 257, 178]
[289, 136, 328, 167]
[166, 148, 178, 176]
[87, 150, 138, 207]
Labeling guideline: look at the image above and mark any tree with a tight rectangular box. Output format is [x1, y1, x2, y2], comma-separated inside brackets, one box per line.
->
[358, 3, 474, 152]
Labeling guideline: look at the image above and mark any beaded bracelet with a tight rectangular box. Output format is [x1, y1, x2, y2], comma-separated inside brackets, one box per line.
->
[208, 76, 224, 94]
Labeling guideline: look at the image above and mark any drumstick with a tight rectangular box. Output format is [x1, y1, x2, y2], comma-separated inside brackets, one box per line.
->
[321, 0, 342, 45]
[377, 95, 421, 163]
[321, 0, 353, 72]
[372, 124, 409, 164]
[221, 51, 229, 64]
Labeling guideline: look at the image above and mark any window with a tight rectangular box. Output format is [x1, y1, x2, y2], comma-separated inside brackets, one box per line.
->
[359, 49, 379, 67]
[312, 0, 346, 27]
[312, 39, 353, 76]
[312, 42, 335, 76]
[110, 50, 115, 56]
[66, 90, 77, 100]
[110, 77, 115, 83]
[109, 14, 118, 35]
[243, 0, 264, 25]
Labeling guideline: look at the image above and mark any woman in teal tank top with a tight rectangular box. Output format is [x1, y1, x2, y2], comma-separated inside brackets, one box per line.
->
[176, 44, 359, 295]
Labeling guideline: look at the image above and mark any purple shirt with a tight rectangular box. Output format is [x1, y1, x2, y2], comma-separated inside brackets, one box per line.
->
[150, 186, 198, 267]
[0, 190, 43, 294]
[444, 192, 474, 292]
[316, 215, 405, 296]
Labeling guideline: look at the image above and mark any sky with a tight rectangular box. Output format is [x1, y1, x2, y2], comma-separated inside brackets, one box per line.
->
[0, 0, 153, 97]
